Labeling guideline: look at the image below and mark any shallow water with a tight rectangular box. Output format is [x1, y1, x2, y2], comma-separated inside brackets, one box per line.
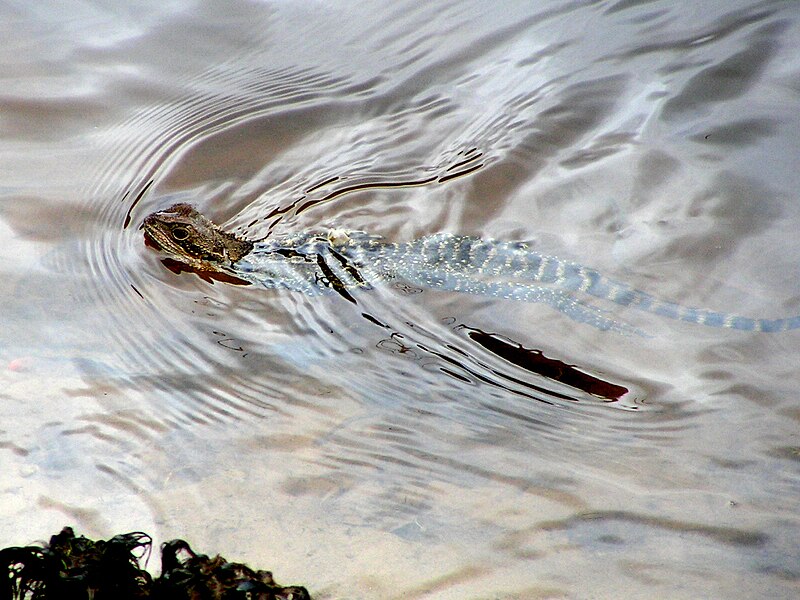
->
[2, 0, 800, 597]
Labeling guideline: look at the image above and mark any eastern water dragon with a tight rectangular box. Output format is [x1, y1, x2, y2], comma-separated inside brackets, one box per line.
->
[142, 203, 800, 334]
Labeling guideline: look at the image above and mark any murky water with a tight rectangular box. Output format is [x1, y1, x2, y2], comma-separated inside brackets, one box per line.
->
[2, 1, 799, 597]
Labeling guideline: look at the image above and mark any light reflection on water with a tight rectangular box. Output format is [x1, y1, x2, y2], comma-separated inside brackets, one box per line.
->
[1, 0, 800, 597]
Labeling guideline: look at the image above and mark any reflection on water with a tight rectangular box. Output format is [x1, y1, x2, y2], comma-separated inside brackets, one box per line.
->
[462, 327, 630, 403]
[2, 0, 800, 597]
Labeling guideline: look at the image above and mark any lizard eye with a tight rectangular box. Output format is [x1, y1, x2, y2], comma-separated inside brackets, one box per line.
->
[171, 226, 190, 241]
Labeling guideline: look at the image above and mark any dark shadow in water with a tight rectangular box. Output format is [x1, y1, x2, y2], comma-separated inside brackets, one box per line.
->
[661, 21, 788, 120]
[364, 310, 637, 410]
[535, 510, 769, 547]
[460, 326, 629, 402]
[142, 225, 253, 286]
[363, 310, 569, 408]
[160, 257, 252, 286]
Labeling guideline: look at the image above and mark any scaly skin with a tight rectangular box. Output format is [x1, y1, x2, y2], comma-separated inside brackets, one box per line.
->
[141, 203, 253, 270]
[142, 204, 800, 333]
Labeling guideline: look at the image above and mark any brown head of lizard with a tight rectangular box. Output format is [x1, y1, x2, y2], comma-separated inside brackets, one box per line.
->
[141, 203, 254, 271]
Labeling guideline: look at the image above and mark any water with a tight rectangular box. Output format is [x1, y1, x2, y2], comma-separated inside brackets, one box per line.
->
[1, 1, 799, 597]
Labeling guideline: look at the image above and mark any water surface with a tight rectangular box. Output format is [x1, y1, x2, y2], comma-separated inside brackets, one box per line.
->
[1, 1, 799, 598]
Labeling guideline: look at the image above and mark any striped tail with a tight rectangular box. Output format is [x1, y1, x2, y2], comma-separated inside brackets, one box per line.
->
[404, 234, 800, 332]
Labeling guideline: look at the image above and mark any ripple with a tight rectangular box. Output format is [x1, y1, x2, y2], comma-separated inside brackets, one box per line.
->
[4, 2, 799, 597]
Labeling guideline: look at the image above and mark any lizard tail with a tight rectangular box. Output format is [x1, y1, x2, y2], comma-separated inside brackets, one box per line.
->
[405, 234, 800, 332]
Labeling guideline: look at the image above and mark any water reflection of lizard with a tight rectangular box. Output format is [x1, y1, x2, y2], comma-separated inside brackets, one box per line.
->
[142, 203, 800, 334]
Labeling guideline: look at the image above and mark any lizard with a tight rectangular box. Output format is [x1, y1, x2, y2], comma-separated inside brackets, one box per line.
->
[141, 203, 800, 334]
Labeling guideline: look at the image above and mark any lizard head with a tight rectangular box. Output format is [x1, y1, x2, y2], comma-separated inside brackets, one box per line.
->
[141, 203, 254, 270]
